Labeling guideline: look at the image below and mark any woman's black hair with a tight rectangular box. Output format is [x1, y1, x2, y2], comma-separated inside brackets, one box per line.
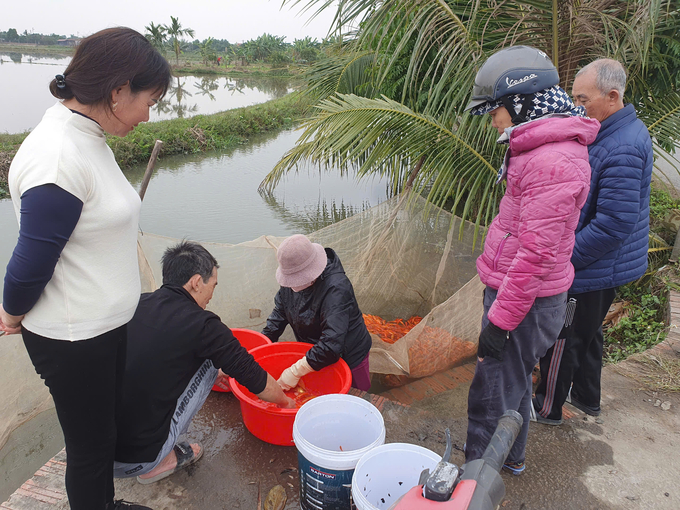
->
[49, 27, 172, 110]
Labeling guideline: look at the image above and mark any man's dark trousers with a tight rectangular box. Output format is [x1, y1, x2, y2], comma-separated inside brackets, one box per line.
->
[535, 287, 617, 420]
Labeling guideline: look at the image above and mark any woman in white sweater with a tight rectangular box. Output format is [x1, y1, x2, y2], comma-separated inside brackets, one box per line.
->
[0, 28, 171, 510]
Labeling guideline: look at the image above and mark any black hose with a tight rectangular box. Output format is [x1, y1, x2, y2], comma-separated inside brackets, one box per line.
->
[480, 410, 523, 473]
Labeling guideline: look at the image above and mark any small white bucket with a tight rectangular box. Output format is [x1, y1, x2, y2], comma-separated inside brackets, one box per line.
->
[293, 394, 386, 510]
[351, 443, 441, 510]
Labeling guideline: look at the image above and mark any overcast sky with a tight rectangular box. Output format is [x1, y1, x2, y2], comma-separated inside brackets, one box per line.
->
[3, 0, 338, 43]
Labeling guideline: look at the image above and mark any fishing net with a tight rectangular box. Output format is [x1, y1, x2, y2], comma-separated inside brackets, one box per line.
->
[138, 193, 485, 385]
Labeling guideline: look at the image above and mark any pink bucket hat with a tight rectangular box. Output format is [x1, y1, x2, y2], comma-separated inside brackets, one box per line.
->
[276, 234, 328, 288]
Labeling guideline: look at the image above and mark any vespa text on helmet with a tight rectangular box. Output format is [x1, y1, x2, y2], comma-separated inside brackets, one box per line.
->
[506, 73, 538, 89]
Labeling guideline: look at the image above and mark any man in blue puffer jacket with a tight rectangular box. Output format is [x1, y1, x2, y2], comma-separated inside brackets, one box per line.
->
[532, 59, 653, 424]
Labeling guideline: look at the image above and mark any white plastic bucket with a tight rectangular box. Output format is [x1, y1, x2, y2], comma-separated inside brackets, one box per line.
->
[293, 394, 386, 510]
[351, 443, 441, 510]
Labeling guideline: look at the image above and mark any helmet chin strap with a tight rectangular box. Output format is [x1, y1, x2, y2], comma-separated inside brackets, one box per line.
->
[500, 94, 532, 124]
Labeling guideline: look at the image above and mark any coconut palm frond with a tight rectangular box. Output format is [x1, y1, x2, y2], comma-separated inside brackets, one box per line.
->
[259, 94, 503, 230]
[270, 0, 680, 242]
[649, 232, 671, 250]
[282, 0, 376, 34]
[638, 90, 680, 155]
[652, 144, 680, 191]
[350, 0, 483, 116]
[302, 51, 377, 102]
[648, 232, 672, 270]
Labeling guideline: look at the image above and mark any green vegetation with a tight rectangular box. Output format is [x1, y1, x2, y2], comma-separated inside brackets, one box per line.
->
[604, 187, 680, 363]
[0, 28, 76, 46]
[0, 133, 28, 197]
[0, 93, 308, 199]
[164, 16, 195, 66]
[141, 17, 336, 71]
[0, 43, 73, 58]
[108, 92, 306, 167]
[1, 22, 337, 77]
[263, 1, 680, 239]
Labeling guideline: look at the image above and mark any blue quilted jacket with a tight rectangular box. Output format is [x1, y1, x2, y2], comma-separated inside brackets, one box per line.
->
[570, 104, 652, 294]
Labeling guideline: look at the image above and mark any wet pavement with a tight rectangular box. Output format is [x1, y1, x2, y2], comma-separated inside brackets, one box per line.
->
[4, 331, 680, 509]
[111, 389, 455, 509]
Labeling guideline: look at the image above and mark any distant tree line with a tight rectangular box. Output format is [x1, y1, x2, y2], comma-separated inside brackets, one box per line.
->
[0, 28, 77, 45]
[144, 17, 338, 67]
[1, 20, 337, 67]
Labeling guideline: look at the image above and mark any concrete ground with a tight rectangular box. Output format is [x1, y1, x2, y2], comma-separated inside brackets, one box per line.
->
[5, 355, 678, 510]
[4, 306, 680, 510]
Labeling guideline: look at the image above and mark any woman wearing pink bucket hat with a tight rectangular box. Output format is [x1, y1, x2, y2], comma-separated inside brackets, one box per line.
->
[262, 234, 372, 391]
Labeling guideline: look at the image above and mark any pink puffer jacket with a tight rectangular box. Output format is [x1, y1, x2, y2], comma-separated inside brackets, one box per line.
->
[477, 115, 600, 331]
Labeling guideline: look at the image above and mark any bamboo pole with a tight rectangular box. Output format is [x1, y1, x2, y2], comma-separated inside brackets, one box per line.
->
[138, 139, 163, 201]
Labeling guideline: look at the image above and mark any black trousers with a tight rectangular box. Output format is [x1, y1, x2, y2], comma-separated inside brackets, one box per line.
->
[466, 287, 566, 464]
[22, 325, 127, 510]
[534, 288, 616, 420]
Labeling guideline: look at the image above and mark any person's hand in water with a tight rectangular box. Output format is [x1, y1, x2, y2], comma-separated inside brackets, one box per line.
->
[277, 356, 314, 390]
[214, 369, 231, 391]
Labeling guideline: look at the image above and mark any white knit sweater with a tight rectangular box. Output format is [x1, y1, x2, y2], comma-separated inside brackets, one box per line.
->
[9, 102, 141, 340]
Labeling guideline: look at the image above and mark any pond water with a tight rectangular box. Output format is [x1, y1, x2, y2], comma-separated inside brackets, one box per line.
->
[126, 128, 387, 242]
[0, 52, 295, 133]
[0, 126, 388, 501]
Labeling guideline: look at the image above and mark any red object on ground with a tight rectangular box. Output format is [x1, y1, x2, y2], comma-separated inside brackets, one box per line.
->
[392, 480, 477, 509]
[211, 328, 272, 393]
[230, 342, 352, 446]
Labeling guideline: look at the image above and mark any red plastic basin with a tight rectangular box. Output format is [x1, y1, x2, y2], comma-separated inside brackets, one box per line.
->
[212, 328, 272, 393]
[230, 342, 352, 446]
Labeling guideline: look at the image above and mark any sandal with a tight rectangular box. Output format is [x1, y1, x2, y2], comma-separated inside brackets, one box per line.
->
[529, 398, 563, 426]
[137, 442, 203, 485]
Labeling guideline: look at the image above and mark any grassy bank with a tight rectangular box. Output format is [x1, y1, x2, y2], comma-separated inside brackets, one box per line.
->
[0, 134, 27, 198]
[0, 92, 308, 199]
[108, 91, 307, 167]
[173, 61, 305, 78]
[0, 43, 74, 57]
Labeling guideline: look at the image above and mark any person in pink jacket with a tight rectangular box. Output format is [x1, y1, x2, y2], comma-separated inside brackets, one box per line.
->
[463, 46, 600, 474]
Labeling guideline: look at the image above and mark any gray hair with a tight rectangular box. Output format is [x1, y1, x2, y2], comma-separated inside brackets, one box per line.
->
[576, 58, 626, 97]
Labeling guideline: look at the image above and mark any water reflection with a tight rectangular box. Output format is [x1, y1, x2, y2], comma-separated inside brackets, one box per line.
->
[122, 128, 388, 243]
[148, 74, 295, 122]
[156, 75, 198, 119]
[0, 52, 70, 65]
[0, 52, 296, 133]
[259, 190, 372, 234]
[195, 76, 220, 100]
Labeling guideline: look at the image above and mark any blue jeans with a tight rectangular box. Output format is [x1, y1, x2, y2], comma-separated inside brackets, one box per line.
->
[113, 359, 218, 478]
[465, 287, 566, 464]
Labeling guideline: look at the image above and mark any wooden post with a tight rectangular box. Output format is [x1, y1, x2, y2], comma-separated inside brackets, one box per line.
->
[670, 227, 680, 263]
[138, 140, 163, 201]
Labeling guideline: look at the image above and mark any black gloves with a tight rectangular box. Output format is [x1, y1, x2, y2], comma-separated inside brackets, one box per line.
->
[477, 321, 509, 361]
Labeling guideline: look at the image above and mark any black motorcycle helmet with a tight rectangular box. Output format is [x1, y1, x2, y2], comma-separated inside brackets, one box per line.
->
[466, 46, 559, 124]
